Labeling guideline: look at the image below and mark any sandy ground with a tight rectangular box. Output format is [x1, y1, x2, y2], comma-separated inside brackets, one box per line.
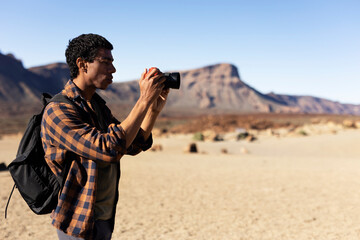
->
[1, 130, 360, 239]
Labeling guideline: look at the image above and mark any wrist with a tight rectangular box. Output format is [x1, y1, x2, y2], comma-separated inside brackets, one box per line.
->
[149, 104, 161, 113]
[138, 96, 152, 109]
[148, 108, 160, 116]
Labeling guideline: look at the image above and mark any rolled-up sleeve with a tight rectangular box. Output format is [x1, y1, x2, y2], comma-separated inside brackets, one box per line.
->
[126, 129, 153, 156]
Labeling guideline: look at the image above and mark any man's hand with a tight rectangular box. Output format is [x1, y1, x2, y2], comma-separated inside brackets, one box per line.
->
[149, 88, 170, 113]
[140, 87, 170, 140]
[139, 68, 166, 106]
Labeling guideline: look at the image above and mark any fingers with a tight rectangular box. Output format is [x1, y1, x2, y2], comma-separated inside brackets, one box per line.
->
[141, 69, 147, 80]
[145, 68, 166, 82]
[146, 71, 166, 87]
[140, 68, 167, 94]
[146, 67, 159, 79]
[162, 88, 170, 96]
[159, 88, 170, 100]
[156, 75, 166, 84]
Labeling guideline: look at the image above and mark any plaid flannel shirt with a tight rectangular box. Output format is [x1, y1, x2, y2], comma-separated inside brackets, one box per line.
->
[41, 80, 152, 239]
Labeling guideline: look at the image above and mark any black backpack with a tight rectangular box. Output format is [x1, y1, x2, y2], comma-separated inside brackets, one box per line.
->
[5, 93, 77, 218]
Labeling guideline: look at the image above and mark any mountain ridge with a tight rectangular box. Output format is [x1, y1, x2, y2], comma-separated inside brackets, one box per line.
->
[0, 52, 359, 116]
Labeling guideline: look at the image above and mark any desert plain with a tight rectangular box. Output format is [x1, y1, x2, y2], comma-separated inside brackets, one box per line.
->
[1, 117, 360, 240]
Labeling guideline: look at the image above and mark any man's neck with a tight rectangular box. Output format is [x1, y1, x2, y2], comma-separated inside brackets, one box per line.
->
[72, 77, 96, 101]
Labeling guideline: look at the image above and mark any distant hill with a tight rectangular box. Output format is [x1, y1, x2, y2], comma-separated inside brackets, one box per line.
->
[29, 62, 69, 89]
[0, 52, 359, 117]
[0, 54, 68, 116]
[266, 93, 360, 115]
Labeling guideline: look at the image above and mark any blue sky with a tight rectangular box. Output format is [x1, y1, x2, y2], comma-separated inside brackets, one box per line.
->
[1, 0, 359, 104]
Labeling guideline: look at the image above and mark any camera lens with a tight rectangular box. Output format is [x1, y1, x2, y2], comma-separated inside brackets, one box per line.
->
[163, 72, 181, 89]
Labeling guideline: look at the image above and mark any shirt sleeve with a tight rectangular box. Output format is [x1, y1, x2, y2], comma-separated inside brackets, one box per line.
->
[42, 102, 127, 163]
[109, 109, 153, 156]
[125, 129, 153, 156]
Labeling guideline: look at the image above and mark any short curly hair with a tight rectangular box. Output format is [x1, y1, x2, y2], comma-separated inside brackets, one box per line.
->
[65, 33, 113, 79]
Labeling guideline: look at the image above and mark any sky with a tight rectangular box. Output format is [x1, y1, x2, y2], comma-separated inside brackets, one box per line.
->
[1, 0, 359, 104]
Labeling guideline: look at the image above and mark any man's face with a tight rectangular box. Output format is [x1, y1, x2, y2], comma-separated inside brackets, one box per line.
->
[85, 48, 116, 90]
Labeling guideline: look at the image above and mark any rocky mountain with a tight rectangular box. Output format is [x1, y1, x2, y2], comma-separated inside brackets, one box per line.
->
[101, 63, 360, 116]
[0, 54, 67, 103]
[29, 62, 69, 89]
[0, 52, 359, 116]
[100, 63, 300, 116]
[155, 63, 298, 114]
[266, 93, 360, 115]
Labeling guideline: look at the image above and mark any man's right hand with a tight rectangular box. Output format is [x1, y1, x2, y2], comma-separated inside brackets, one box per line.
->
[138, 68, 166, 106]
[119, 68, 166, 148]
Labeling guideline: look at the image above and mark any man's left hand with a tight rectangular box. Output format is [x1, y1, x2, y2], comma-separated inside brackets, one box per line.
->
[150, 88, 170, 113]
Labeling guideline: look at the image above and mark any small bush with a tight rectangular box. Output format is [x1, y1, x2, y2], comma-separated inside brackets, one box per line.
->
[298, 130, 308, 136]
[193, 132, 204, 141]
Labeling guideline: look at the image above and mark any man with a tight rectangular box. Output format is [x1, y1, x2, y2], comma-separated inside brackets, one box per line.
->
[41, 33, 169, 239]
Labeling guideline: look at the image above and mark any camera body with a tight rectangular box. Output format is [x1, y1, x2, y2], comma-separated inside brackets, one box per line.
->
[148, 67, 180, 89]
[163, 72, 180, 89]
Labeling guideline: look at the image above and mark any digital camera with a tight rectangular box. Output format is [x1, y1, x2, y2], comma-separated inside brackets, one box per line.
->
[148, 67, 180, 89]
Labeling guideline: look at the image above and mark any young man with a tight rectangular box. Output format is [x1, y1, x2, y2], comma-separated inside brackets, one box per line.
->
[41, 33, 169, 240]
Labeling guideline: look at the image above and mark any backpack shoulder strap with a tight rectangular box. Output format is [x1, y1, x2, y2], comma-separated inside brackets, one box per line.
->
[41, 93, 53, 105]
[5, 184, 16, 219]
[49, 93, 74, 105]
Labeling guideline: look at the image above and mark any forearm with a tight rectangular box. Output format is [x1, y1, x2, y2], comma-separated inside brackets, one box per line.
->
[120, 97, 151, 148]
[121, 68, 166, 147]
[141, 109, 160, 140]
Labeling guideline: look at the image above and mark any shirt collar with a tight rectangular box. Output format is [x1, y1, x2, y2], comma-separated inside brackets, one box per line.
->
[62, 80, 106, 105]
[62, 80, 83, 102]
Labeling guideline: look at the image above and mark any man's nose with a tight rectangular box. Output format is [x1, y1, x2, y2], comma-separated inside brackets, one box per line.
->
[110, 63, 116, 73]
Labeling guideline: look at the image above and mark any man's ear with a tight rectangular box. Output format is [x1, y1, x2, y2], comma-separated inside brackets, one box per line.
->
[76, 57, 87, 73]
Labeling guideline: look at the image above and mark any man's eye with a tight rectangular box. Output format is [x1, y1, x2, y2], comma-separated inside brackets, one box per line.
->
[101, 60, 111, 65]
[96, 58, 113, 65]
